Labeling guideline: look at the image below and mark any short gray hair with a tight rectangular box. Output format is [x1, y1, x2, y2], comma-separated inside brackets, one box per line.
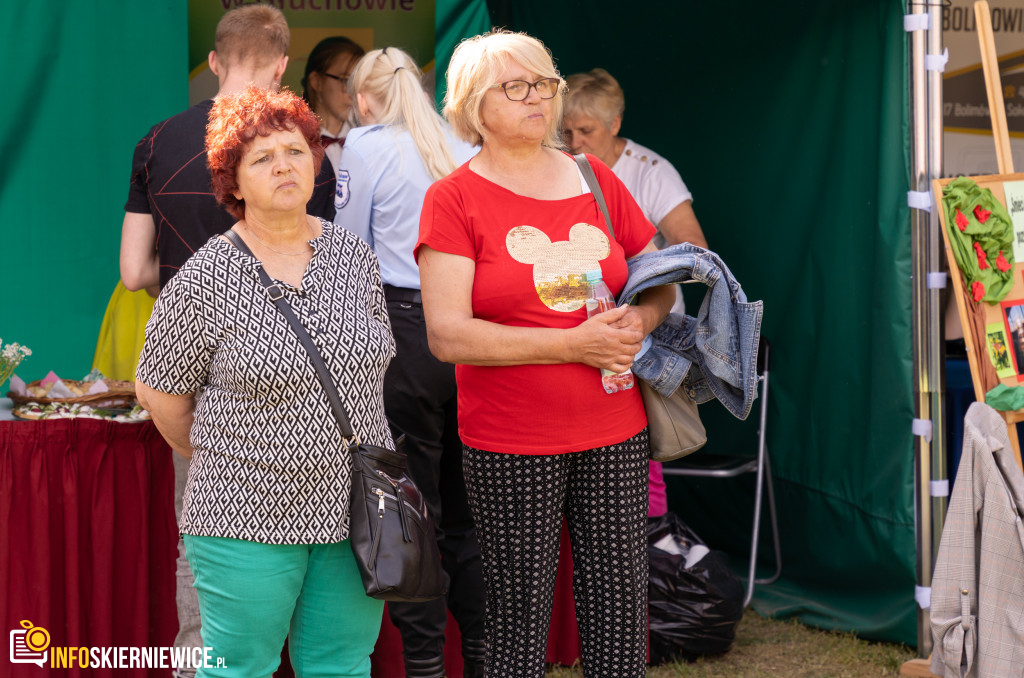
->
[564, 68, 625, 129]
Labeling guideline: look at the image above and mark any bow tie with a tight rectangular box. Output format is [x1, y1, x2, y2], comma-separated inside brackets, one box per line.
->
[320, 135, 345, 149]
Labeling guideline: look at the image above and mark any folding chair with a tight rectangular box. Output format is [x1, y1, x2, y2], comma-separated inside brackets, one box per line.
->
[662, 336, 782, 607]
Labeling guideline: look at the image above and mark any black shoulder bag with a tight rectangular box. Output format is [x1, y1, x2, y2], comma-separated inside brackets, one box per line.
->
[224, 229, 447, 602]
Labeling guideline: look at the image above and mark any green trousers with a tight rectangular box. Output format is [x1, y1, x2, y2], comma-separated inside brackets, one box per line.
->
[184, 534, 383, 678]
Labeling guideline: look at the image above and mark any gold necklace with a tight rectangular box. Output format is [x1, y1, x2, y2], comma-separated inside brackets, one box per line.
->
[243, 223, 311, 256]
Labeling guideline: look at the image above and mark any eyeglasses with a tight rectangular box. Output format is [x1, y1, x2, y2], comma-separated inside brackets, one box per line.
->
[489, 77, 561, 101]
[320, 72, 349, 86]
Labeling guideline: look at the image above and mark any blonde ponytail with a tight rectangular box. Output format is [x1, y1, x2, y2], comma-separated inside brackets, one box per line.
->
[349, 47, 459, 182]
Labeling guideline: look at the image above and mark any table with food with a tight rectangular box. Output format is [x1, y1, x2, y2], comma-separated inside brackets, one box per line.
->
[6, 368, 151, 422]
[1, 348, 179, 678]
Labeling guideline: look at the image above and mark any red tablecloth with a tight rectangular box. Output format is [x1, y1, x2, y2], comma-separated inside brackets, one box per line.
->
[1, 418, 179, 677]
[1, 416, 585, 678]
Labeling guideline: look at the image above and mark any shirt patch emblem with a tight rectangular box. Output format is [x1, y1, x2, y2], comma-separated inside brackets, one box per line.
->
[506, 223, 610, 312]
[336, 170, 351, 209]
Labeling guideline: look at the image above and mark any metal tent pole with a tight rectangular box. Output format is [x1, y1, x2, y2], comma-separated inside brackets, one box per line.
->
[925, 0, 949, 610]
[907, 0, 947, 661]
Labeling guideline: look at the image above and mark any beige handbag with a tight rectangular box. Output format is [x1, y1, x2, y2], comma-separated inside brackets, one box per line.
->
[573, 154, 708, 462]
[639, 380, 707, 462]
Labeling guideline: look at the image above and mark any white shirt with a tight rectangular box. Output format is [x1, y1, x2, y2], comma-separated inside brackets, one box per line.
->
[611, 138, 693, 226]
[334, 124, 478, 289]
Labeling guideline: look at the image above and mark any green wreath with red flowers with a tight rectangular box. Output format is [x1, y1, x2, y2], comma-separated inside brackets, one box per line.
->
[942, 176, 1015, 304]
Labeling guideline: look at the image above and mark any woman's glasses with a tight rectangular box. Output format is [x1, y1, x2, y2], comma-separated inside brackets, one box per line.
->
[490, 78, 561, 101]
[320, 72, 349, 86]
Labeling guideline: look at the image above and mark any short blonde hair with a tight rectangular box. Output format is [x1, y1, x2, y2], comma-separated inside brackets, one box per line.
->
[564, 68, 625, 129]
[443, 30, 566, 148]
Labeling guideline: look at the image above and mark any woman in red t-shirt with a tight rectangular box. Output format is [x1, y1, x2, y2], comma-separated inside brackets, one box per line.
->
[415, 30, 674, 678]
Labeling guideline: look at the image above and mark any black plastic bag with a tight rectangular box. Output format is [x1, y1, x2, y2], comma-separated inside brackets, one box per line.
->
[648, 511, 745, 663]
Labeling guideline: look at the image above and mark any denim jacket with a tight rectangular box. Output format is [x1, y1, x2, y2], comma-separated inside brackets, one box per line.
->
[618, 243, 763, 420]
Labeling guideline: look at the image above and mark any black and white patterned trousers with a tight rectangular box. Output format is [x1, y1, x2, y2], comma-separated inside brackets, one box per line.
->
[463, 429, 650, 678]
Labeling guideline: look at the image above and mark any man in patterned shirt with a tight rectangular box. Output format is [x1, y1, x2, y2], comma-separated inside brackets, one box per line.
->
[118, 6, 334, 677]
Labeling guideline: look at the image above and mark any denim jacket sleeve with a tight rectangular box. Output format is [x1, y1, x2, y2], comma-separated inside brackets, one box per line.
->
[619, 243, 763, 420]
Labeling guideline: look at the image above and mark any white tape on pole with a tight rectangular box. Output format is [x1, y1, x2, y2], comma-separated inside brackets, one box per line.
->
[927, 272, 947, 289]
[904, 14, 929, 32]
[907, 190, 933, 212]
[925, 47, 949, 72]
[912, 418, 933, 443]
[930, 479, 950, 497]
[915, 585, 931, 609]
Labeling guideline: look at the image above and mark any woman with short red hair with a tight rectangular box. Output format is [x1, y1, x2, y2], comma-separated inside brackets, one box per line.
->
[135, 84, 394, 678]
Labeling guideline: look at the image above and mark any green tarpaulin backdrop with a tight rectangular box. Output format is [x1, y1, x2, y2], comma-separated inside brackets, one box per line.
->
[2, 0, 914, 646]
[1, 2, 185, 376]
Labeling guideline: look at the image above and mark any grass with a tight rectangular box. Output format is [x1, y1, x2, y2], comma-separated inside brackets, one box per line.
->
[544, 608, 918, 678]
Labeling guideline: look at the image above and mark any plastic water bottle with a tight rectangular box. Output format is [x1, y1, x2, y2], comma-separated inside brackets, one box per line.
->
[584, 269, 635, 394]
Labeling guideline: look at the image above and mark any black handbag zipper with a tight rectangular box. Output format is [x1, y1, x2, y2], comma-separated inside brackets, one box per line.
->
[369, 488, 386, 568]
[377, 470, 413, 542]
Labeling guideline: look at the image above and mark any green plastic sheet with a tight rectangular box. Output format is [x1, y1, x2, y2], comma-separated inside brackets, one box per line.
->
[0, 3, 187, 377]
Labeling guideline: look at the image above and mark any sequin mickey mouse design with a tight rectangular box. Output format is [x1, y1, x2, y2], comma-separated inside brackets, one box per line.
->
[506, 223, 610, 312]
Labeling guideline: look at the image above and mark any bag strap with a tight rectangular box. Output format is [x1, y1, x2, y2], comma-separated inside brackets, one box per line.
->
[574, 153, 615, 239]
[223, 228, 359, 450]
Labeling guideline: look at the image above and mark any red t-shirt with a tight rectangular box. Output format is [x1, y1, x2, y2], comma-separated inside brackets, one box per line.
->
[416, 153, 655, 454]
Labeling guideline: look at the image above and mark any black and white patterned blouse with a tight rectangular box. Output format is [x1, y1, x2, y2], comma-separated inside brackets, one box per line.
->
[137, 219, 395, 544]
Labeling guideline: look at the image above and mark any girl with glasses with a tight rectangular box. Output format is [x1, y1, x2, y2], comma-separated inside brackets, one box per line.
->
[301, 36, 366, 172]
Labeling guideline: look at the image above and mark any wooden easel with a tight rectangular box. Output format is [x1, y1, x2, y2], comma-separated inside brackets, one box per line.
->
[936, 0, 1024, 472]
[935, 175, 1024, 472]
